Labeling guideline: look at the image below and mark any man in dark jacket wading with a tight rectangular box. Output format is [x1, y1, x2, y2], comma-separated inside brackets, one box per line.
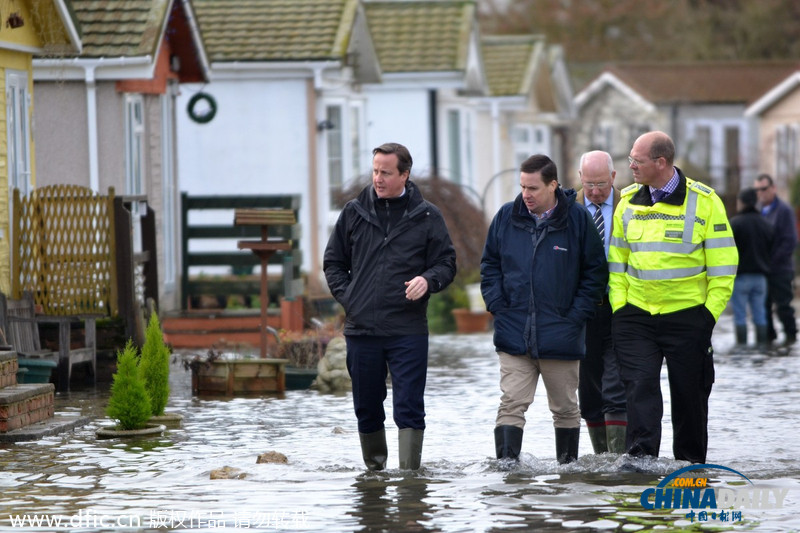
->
[481, 154, 607, 464]
[324, 142, 456, 471]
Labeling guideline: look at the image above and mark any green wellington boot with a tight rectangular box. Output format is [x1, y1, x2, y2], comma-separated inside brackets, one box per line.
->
[398, 428, 424, 470]
[605, 423, 627, 454]
[359, 429, 388, 471]
[586, 424, 608, 454]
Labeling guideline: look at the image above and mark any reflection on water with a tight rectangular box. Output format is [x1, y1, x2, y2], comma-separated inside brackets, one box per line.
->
[0, 313, 798, 531]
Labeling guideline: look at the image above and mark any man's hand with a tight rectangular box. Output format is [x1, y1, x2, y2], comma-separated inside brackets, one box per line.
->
[404, 276, 429, 301]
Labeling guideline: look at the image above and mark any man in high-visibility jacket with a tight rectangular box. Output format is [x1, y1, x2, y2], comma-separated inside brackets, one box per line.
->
[609, 131, 738, 464]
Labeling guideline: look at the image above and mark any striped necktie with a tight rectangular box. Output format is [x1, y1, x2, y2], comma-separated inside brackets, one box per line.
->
[592, 203, 604, 237]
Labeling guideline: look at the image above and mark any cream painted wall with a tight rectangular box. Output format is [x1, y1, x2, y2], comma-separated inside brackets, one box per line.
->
[757, 88, 800, 197]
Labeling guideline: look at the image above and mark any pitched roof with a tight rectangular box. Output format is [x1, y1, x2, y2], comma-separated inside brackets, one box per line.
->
[363, 0, 474, 73]
[70, 0, 171, 58]
[746, 71, 800, 116]
[482, 35, 541, 97]
[604, 62, 800, 105]
[194, 0, 357, 62]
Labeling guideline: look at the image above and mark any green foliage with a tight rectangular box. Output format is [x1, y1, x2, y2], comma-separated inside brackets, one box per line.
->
[427, 271, 474, 334]
[106, 340, 151, 430]
[139, 313, 171, 416]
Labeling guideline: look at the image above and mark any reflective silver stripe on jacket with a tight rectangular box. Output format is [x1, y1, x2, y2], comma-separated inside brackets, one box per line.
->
[705, 236, 737, 249]
[626, 241, 702, 254]
[707, 265, 738, 277]
[625, 265, 706, 280]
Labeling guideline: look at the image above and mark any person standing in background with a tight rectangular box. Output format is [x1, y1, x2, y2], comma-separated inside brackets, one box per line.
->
[730, 187, 774, 351]
[576, 151, 627, 454]
[755, 173, 798, 346]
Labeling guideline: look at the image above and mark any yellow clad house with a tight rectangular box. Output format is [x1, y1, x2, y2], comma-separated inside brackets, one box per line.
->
[0, 2, 80, 294]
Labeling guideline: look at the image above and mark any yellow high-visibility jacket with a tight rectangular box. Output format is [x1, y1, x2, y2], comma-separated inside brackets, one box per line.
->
[608, 170, 738, 320]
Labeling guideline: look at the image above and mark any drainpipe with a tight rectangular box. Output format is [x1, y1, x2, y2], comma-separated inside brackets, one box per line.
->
[84, 65, 99, 192]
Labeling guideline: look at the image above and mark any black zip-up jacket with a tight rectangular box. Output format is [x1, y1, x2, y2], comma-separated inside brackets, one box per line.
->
[324, 180, 457, 336]
[730, 206, 773, 275]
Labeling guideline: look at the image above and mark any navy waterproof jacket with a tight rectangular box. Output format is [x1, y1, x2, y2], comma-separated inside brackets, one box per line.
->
[324, 180, 456, 336]
[480, 187, 607, 359]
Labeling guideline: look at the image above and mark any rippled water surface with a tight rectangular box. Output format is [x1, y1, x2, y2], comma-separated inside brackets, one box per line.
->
[0, 313, 798, 532]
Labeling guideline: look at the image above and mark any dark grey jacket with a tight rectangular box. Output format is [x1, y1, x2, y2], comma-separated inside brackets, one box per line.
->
[324, 181, 456, 336]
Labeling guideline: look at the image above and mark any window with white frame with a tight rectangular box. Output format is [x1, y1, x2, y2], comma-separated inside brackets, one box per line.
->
[512, 124, 549, 167]
[350, 104, 363, 183]
[6, 69, 31, 285]
[775, 124, 800, 183]
[125, 94, 145, 197]
[693, 126, 712, 173]
[447, 110, 462, 183]
[592, 123, 613, 152]
[125, 94, 145, 254]
[326, 105, 344, 209]
[6, 70, 31, 198]
[444, 107, 475, 187]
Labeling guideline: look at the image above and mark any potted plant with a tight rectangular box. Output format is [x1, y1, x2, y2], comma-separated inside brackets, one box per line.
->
[97, 341, 165, 438]
[429, 270, 492, 333]
[278, 328, 329, 390]
[186, 347, 288, 396]
[140, 313, 182, 427]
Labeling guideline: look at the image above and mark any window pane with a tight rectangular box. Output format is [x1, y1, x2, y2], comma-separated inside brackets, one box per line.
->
[448, 110, 461, 183]
[350, 105, 361, 181]
[327, 105, 344, 208]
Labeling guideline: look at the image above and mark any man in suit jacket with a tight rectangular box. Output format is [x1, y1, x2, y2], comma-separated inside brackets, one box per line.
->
[576, 150, 627, 453]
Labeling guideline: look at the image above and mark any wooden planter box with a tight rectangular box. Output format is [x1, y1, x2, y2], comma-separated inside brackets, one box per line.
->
[452, 308, 492, 333]
[191, 359, 288, 395]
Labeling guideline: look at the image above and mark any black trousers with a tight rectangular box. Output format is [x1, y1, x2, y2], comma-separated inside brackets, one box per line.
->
[346, 334, 429, 434]
[612, 304, 715, 463]
[579, 299, 626, 423]
[766, 271, 797, 341]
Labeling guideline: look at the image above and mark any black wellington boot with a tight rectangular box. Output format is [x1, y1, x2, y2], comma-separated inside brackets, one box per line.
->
[359, 429, 388, 470]
[735, 325, 748, 348]
[494, 425, 523, 460]
[555, 427, 580, 464]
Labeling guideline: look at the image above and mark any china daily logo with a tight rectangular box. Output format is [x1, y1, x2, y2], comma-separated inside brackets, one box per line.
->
[640, 464, 789, 523]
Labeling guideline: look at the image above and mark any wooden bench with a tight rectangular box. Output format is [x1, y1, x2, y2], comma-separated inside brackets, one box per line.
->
[0, 293, 96, 391]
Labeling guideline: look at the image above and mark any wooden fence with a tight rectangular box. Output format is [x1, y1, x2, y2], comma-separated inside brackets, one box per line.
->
[180, 193, 302, 310]
[12, 186, 158, 347]
[12, 185, 118, 315]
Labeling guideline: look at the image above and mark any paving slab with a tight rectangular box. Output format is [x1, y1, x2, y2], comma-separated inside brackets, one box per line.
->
[0, 414, 90, 443]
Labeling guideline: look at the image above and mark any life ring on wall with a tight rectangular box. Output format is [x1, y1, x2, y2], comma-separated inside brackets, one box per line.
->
[187, 92, 217, 124]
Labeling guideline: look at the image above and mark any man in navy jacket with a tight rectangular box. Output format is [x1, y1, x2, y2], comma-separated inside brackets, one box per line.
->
[755, 173, 798, 346]
[481, 154, 607, 463]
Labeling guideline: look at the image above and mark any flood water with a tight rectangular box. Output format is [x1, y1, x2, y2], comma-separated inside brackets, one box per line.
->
[0, 312, 798, 532]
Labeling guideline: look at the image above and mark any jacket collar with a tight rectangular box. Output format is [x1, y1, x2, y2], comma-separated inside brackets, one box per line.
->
[355, 179, 426, 220]
[512, 186, 575, 229]
[630, 167, 687, 206]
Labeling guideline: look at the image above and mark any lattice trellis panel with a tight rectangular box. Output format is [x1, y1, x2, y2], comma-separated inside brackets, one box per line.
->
[12, 185, 118, 316]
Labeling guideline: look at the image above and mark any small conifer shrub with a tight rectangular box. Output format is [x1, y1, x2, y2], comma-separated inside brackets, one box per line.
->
[139, 313, 171, 416]
[106, 340, 151, 430]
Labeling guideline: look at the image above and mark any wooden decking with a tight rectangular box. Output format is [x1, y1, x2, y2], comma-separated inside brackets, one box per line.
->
[162, 298, 304, 350]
